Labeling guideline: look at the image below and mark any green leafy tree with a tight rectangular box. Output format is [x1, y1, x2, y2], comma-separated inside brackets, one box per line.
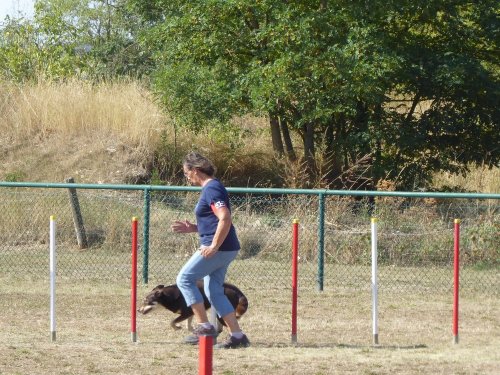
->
[0, 0, 152, 81]
[121, 1, 500, 188]
[33, 0, 153, 79]
[0, 14, 82, 80]
[0, 17, 39, 81]
[129, 1, 389, 185]
[376, 0, 499, 187]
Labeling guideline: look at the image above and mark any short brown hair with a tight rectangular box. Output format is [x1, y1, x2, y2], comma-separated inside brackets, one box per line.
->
[183, 152, 216, 177]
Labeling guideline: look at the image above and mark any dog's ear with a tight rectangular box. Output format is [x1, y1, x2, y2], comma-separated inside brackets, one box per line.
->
[150, 285, 164, 298]
[150, 285, 163, 293]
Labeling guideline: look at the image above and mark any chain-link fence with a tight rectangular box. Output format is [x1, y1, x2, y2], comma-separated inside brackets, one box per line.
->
[0, 183, 498, 294]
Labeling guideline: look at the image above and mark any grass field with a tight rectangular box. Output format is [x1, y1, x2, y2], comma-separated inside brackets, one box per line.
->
[1, 67, 498, 375]
[0, 275, 498, 375]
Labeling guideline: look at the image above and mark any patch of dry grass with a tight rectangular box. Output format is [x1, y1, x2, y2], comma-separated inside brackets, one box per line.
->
[0, 79, 165, 143]
[0, 79, 169, 184]
[0, 79, 277, 185]
[0, 276, 498, 375]
[433, 165, 500, 194]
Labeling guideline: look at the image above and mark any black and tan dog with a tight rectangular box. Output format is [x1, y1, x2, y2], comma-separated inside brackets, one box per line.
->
[138, 280, 248, 332]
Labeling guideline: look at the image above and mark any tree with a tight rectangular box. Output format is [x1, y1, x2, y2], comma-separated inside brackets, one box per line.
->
[377, 0, 499, 187]
[0, 14, 82, 80]
[0, 0, 152, 81]
[130, 0, 499, 189]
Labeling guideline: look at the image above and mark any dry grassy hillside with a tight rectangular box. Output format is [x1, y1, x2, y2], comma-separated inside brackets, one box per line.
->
[0, 79, 277, 186]
[0, 79, 165, 184]
[1, 79, 498, 192]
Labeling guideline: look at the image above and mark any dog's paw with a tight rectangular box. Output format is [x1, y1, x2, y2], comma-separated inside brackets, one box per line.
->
[137, 305, 154, 314]
[171, 322, 182, 330]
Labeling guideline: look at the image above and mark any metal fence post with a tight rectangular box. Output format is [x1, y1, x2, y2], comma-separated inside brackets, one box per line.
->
[142, 188, 151, 284]
[317, 193, 325, 291]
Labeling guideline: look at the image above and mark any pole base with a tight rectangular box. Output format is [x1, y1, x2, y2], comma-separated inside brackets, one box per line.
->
[51, 331, 56, 342]
[291, 334, 297, 344]
[199, 336, 213, 375]
[131, 332, 137, 343]
[453, 334, 459, 344]
[373, 334, 379, 345]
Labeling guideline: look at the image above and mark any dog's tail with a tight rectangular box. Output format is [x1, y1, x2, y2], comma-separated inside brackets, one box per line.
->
[235, 295, 248, 318]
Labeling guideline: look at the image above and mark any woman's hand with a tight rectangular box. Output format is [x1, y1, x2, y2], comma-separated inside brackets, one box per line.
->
[199, 245, 218, 258]
[171, 220, 197, 233]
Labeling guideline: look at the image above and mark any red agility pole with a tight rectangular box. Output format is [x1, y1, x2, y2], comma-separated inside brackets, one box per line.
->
[371, 218, 379, 345]
[453, 218, 460, 344]
[291, 219, 299, 344]
[199, 336, 213, 375]
[131, 217, 138, 343]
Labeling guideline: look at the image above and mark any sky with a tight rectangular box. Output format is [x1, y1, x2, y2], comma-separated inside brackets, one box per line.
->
[0, 0, 35, 22]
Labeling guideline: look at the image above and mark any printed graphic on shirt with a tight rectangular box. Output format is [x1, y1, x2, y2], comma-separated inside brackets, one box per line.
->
[210, 201, 226, 213]
[214, 201, 226, 209]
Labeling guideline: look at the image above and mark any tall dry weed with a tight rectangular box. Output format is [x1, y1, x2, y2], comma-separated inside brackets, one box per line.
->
[433, 165, 500, 194]
[0, 79, 168, 148]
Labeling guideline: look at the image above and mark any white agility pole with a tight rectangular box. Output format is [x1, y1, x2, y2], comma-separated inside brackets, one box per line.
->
[49, 215, 57, 342]
[131, 217, 138, 343]
[371, 217, 379, 345]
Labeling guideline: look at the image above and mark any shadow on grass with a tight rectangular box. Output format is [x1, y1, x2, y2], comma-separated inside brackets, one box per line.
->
[253, 342, 428, 350]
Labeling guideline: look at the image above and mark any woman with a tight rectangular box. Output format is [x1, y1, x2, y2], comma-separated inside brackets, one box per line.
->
[171, 152, 250, 349]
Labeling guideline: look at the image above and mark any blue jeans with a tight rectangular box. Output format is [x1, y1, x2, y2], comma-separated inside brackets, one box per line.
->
[176, 249, 239, 318]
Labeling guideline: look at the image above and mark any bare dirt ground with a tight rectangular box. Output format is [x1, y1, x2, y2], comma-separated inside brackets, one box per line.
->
[0, 132, 148, 185]
[0, 277, 498, 375]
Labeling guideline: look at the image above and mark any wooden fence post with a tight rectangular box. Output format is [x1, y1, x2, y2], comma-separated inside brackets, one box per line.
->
[65, 177, 88, 249]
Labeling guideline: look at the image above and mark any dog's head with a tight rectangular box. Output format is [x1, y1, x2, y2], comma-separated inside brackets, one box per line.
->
[138, 284, 181, 314]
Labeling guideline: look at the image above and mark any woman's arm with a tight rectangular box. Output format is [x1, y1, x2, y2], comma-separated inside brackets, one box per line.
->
[171, 220, 198, 233]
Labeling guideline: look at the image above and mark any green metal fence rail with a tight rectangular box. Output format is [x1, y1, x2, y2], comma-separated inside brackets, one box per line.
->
[1, 181, 498, 294]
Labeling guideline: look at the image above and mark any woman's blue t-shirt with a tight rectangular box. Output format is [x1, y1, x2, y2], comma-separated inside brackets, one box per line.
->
[195, 179, 240, 251]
